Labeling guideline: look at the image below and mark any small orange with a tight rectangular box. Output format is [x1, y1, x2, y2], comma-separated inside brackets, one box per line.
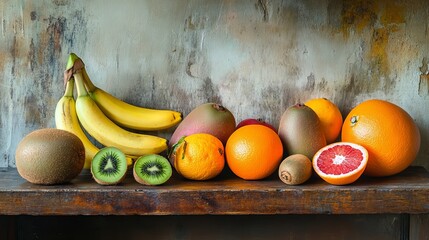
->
[305, 98, 343, 144]
[225, 125, 283, 180]
[341, 99, 420, 177]
[169, 133, 225, 180]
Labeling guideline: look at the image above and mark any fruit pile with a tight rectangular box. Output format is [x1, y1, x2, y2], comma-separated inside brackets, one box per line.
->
[16, 53, 181, 185]
[167, 97, 420, 186]
[280, 98, 420, 185]
[14, 53, 421, 187]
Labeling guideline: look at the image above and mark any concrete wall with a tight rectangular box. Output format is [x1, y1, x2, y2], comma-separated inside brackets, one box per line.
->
[1, 0, 428, 169]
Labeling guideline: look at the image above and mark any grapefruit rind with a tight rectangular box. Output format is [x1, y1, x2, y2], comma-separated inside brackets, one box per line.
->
[312, 142, 368, 185]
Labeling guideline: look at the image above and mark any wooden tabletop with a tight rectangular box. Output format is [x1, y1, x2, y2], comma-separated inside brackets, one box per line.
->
[0, 166, 428, 216]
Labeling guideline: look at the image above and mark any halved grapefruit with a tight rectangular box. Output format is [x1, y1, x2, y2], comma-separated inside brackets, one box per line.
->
[312, 142, 368, 185]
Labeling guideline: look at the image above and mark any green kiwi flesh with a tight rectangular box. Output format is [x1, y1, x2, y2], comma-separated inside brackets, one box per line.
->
[91, 147, 127, 185]
[133, 154, 172, 185]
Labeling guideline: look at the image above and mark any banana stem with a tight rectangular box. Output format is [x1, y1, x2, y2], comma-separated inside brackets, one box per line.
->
[64, 53, 84, 87]
[66, 53, 80, 71]
[82, 68, 97, 92]
[64, 53, 96, 93]
[74, 71, 89, 97]
[64, 78, 75, 98]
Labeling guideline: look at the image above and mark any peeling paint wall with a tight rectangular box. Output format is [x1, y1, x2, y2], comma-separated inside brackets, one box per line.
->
[1, 0, 428, 169]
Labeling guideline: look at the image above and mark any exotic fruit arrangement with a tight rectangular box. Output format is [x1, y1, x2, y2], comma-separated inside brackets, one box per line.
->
[15, 53, 421, 187]
[47, 53, 181, 185]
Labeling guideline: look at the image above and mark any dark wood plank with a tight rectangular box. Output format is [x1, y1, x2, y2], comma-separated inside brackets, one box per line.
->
[410, 214, 429, 240]
[10, 214, 406, 240]
[0, 167, 428, 215]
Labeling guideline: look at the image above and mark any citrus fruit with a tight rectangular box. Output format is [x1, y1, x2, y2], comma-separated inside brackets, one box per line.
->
[225, 124, 283, 180]
[341, 99, 420, 177]
[313, 142, 368, 185]
[305, 98, 343, 144]
[169, 133, 225, 180]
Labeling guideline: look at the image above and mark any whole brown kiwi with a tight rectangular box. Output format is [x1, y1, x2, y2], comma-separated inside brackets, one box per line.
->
[278, 154, 312, 185]
[15, 128, 85, 185]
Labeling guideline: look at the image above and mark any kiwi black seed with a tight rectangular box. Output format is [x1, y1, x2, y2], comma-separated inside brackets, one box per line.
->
[91, 147, 127, 185]
[133, 154, 172, 186]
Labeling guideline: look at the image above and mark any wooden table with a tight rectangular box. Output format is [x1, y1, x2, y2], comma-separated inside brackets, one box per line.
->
[1, 166, 428, 239]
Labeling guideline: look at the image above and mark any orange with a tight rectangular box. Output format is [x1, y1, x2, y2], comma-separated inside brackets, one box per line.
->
[313, 142, 368, 185]
[225, 125, 283, 180]
[169, 133, 225, 180]
[341, 99, 420, 177]
[305, 98, 343, 143]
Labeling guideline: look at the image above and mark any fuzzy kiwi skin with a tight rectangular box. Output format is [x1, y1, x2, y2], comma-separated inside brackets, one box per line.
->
[278, 103, 327, 159]
[133, 168, 148, 185]
[169, 103, 236, 148]
[133, 154, 172, 186]
[15, 128, 85, 185]
[278, 154, 312, 185]
[90, 147, 127, 186]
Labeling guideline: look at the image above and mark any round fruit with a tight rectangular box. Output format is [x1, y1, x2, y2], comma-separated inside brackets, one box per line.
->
[133, 154, 172, 185]
[169, 103, 236, 147]
[169, 133, 225, 180]
[91, 147, 128, 185]
[305, 98, 343, 143]
[312, 142, 368, 185]
[15, 128, 85, 185]
[225, 124, 283, 180]
[278, 154, 312, 185]
[341, 99, 421, 177]
[236, 118, 276, 132]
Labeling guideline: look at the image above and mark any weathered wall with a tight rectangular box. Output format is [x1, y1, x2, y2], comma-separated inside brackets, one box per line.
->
[1, 0, 428, 169]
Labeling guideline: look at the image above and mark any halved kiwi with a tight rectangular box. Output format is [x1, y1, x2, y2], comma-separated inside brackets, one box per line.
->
[91, 147, 128, 185]
[133, 154, 172, 185]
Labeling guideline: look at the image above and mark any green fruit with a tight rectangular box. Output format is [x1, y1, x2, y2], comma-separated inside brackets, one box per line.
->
[278, 154, 312, 185]
[278, 103, 327, 159]
[15, 128, 85, 185]
[91, 147, 127, 185]
[133, 154, 172, 185]
[169, 103, 236, 147]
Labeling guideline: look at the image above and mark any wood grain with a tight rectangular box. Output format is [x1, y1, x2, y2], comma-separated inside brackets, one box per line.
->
[1, 166, 428, 216]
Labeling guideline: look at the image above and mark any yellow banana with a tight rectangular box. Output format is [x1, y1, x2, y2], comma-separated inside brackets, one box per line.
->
[55, 78, 135, 169]
[55, 78, 99, 169]
[74, 70, 168, 156]
[82, 67, 182, 131]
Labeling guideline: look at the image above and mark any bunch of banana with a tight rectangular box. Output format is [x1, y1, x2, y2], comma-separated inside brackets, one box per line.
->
[55, 53, 181, 168]
[55, 78, 133, 169]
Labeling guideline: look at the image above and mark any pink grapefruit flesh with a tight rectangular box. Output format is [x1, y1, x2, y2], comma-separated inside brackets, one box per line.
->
[313, 142, 368, 185]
